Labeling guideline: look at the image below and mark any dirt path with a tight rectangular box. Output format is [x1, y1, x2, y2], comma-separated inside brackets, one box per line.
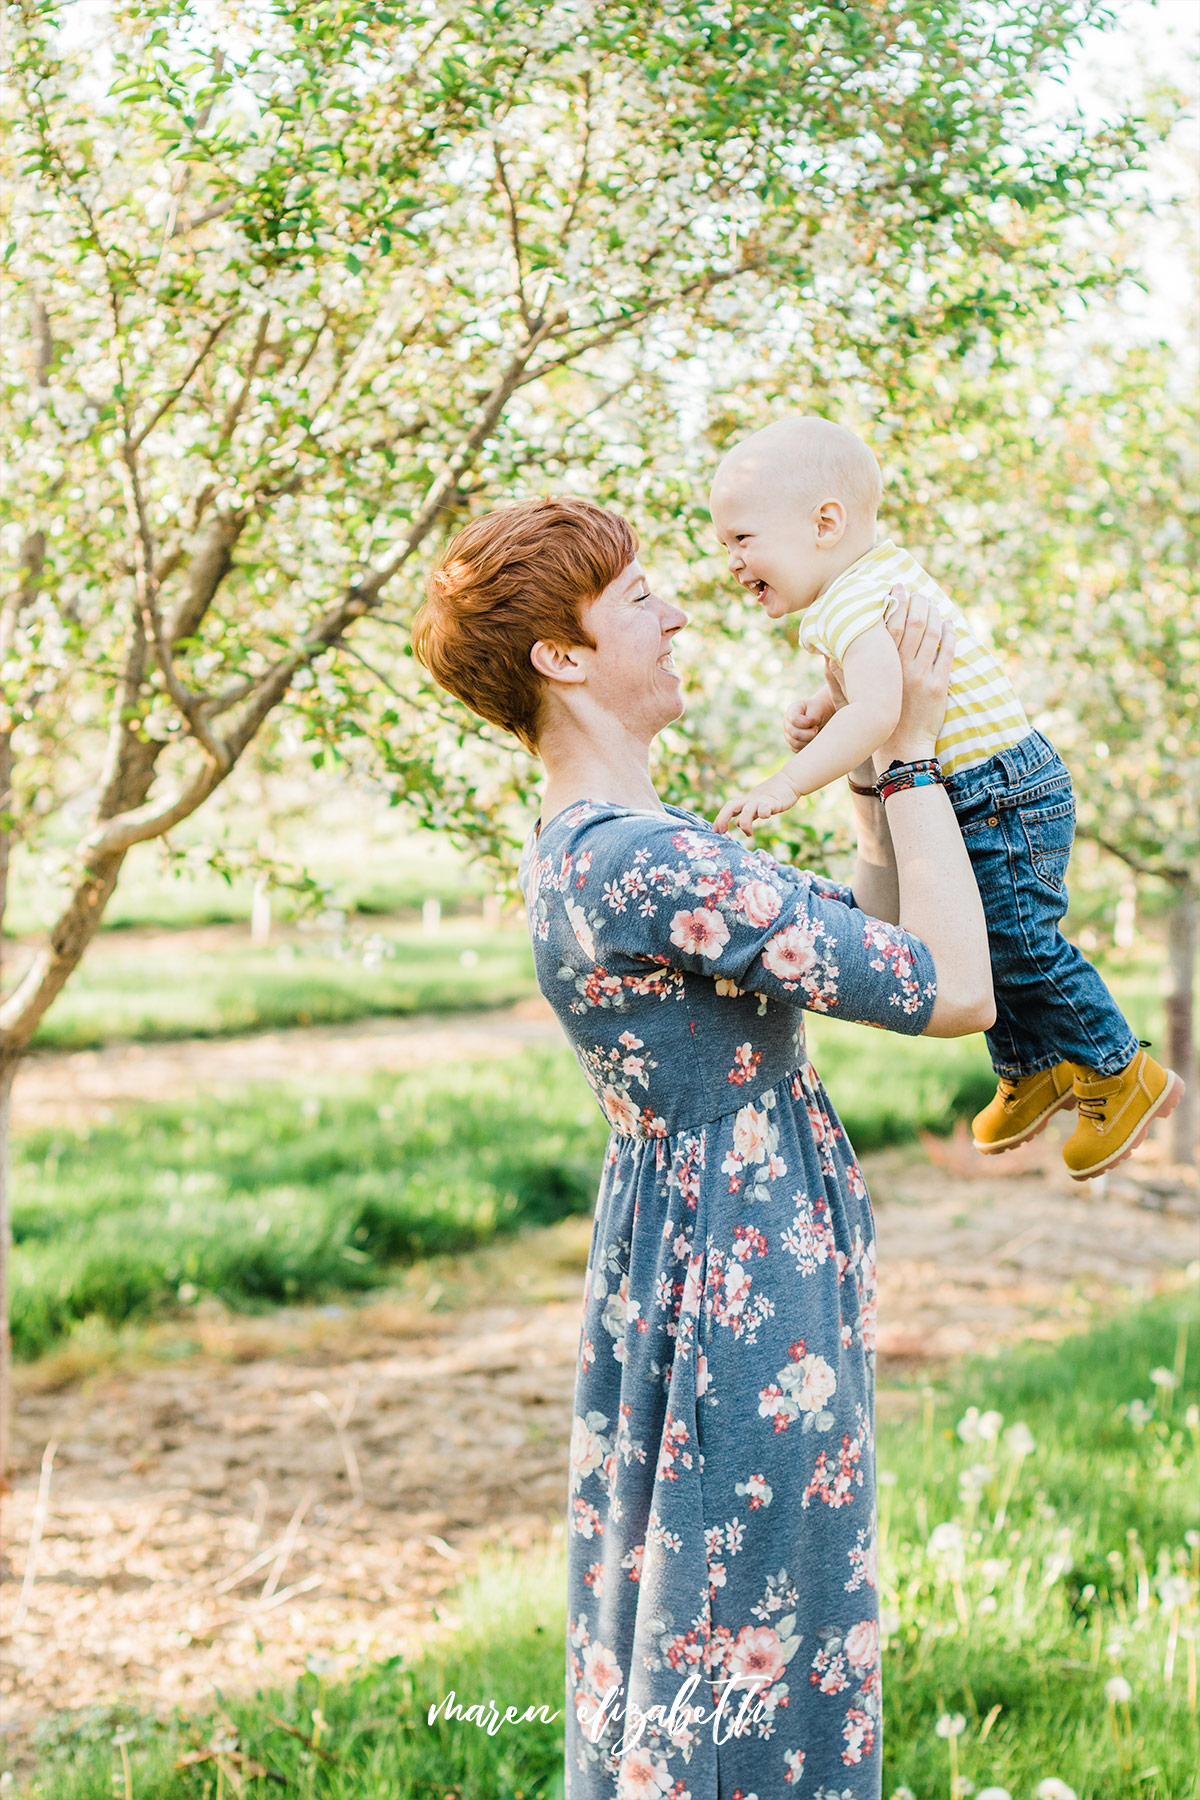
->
[1, 1010, 1196, 1764]
[11, 1000, 561, 1129]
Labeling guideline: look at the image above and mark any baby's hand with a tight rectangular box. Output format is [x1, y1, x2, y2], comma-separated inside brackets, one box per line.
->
[714, 772, 802, 837]
[783, 687, 836, 754]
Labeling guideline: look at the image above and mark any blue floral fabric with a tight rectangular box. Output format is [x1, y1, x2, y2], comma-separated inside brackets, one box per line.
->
[519, 803, 938, 1800]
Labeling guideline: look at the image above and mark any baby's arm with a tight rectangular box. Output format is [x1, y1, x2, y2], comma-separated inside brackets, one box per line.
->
[714, 622, 904, 836]
[784, 684, 837, 753]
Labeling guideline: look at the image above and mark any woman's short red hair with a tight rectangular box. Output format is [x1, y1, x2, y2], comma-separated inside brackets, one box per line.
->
[412, 497, 638, 752]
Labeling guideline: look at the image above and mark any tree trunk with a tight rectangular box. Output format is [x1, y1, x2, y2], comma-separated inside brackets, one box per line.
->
[1165, 885, 1197, 1167]
[0, 1060, 11, 1518]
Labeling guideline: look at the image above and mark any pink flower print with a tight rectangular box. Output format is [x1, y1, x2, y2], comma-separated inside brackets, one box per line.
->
[583, 1559, 604, 1594]
[669, 906, 730, 958]
[603, 1089, 640, 1135]
[732, 1101, 768, 1163]
[618, 1030, 642, 1050]
[715, 976, 743, 997]
[844, 1618, 879, 1673]
[724, 1261, 752, 1314]
[616, 1747, 674, 1800]
[583, 1638, 622, 1694]
[696, 1352, 711, 1397]
[570, 1416, 605, 1486]
[574, 1687, 607, 1737]
[572, 1496, 604, 1537]
[565, 898, 596, 959]
[796, 1352, 837, 1412]
[762, 920, 819, 982]
[758, 1382, 792, 1434]
[728, 1623, 786, 1687]
[727, 1040, 763, 1086]
[680, 1252, 704, 1319]
[784, 1746, 806, 1784]
[736, 878, 783, 927]
[846, 1528, 878, 1593]
[731, 1224, 768, 1262]
[736, 1473, 773, 1510]
[656, 1410, 692, 1481]
[841, 1705, 876, 1766]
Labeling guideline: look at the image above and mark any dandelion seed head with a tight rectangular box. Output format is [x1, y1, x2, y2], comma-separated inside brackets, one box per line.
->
[1149, 1366, 1179, 1389]
[1158, 1574, 1191, 1611]
[306, 1653, 337, 1678]
[1125, 1398, 1153, 1427]
[936, 1711, 967, 1738]
[929, 1521, 965, 1557]
[958, 1461, 994, 1498]
[1104, 1675, 1132, 1704]
[1036, 1780, 1079, 1800]
[1005, 1421, 1036, 1457]
[977, 1789, 1014, 1800]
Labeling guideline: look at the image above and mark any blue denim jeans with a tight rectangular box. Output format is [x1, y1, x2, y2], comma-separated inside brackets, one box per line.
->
[943, 730, 1139, 1080]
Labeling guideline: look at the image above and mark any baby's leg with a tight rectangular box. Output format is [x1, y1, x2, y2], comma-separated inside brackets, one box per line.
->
[950, 736, 1139, 1079]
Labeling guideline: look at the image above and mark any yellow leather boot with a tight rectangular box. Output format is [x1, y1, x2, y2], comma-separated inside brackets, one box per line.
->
[1062, 1046, 1185, 1182]
[972, 1062, 1077, 1155]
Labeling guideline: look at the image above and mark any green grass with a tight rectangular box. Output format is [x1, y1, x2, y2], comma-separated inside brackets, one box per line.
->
[27, 922, 537, 1051]
[13, 1293, 1197, 1799]
[11, 1052, 607, 1360]
[4, 832, 487, 937]
[11, 946, 1170, 1358]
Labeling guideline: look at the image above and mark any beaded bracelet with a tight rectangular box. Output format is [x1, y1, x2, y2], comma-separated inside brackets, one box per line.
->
[875, 757, 944, 803]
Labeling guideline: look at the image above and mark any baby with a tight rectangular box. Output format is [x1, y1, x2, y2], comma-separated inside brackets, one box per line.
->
[708, 415, 1183, 1182]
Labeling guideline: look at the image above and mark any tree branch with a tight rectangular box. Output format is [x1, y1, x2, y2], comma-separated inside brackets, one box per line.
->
[119, 445, 232, 771]
[493, 141, 531, 329]
[560, 74, 593, 241]
[219, 310, 272, 442]
[1078, 828, 1192, 889]
[129, 311, 240, 452]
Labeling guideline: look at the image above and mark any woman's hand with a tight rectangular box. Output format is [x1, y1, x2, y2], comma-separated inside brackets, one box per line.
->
[873, 583, 954, 771]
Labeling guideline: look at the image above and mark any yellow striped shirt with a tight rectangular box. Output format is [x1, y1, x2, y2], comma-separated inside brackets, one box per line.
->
[796, 539, 1029, 777]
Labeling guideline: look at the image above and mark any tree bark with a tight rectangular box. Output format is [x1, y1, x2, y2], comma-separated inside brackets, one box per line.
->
[1165, 884, 1197, 1167]
[0, 1058, 12, 1557]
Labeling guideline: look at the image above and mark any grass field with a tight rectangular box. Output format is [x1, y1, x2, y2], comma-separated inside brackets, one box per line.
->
[16, 1291, 1197, 1800]
[11, 1052, 607, 1361]
[11, 942, 1169, 1362]
[24, 921, 536, 1051]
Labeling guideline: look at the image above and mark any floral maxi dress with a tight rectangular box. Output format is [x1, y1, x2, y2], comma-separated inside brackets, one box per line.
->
[519, 804, 938, 1800]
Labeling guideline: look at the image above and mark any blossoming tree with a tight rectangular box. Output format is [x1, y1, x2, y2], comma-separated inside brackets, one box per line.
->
[0, 0, 1152, 1508]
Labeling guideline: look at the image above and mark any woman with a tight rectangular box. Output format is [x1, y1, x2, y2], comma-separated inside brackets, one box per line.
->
[412, 497, 993, 1800]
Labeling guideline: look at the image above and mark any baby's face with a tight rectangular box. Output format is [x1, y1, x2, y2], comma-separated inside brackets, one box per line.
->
[709, 474, 827, 619]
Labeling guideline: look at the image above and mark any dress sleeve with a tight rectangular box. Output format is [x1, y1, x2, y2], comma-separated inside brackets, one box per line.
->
[570, 811, 937, 1035]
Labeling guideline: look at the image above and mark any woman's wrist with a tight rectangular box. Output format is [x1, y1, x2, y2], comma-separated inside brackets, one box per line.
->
[872, 736, 937, 775]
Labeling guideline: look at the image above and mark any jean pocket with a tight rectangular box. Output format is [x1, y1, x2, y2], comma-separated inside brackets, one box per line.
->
[1019, 796, 1075, 896]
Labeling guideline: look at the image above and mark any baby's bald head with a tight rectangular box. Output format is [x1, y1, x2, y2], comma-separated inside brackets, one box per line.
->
[712, 416, 882, 524]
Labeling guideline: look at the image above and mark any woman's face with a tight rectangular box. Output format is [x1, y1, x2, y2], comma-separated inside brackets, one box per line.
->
[578, 559, 689, 737]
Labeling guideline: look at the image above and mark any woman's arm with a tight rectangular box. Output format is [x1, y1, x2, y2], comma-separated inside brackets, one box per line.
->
[869, 600, 994, 1039]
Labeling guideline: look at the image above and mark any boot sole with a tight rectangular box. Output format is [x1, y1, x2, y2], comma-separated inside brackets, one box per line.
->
[1067, 1071, 1186, 1182]
[973, 1087, 1077, 1156]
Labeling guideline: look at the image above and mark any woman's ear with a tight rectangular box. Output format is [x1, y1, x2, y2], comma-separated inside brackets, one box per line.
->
[530, 638, 588, 685]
